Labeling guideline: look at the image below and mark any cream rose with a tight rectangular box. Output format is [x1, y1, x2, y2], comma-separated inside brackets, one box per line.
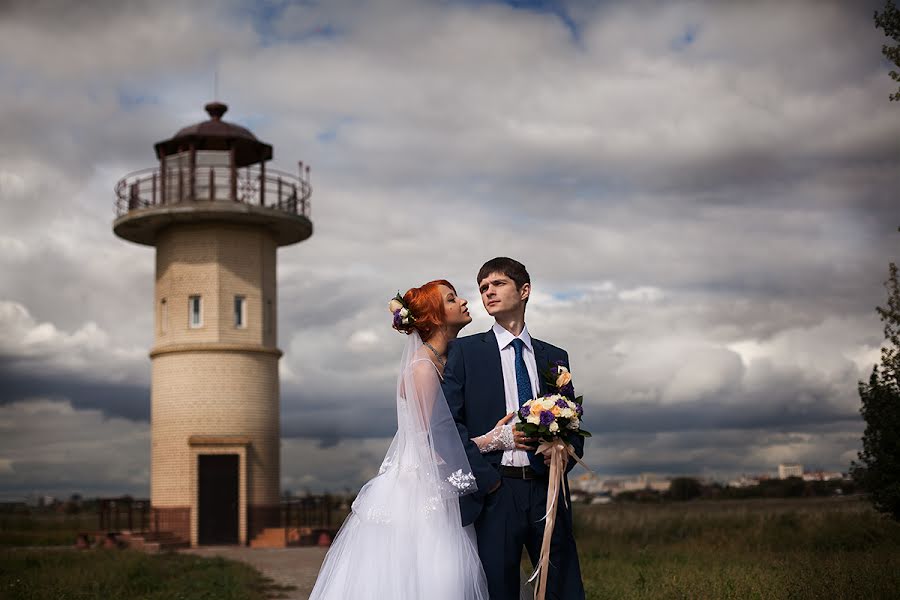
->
[556, 372, 572, 387]
[526, 414, 540, 425]
[388, 299, 404, 313]
[548, 421, 560, 433]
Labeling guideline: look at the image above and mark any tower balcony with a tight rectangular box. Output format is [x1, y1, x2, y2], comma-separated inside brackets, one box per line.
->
[113, 161, 313, 247]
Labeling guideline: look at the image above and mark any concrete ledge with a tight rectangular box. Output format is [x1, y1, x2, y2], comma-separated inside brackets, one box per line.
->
[150, 343, 283, 358]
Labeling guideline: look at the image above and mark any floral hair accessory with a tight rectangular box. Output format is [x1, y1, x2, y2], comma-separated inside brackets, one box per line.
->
[388, 292, 416, 333]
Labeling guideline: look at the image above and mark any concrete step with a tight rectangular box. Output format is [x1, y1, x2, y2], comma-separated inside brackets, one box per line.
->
[250, 528, 287, 548]
[120, 531, 189, 552]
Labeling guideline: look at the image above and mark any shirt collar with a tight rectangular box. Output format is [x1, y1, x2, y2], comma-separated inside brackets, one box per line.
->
[492, 321, 533, 352]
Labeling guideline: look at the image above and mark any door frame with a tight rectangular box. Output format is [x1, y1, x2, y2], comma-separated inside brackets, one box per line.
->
[188, 436, 250, 546]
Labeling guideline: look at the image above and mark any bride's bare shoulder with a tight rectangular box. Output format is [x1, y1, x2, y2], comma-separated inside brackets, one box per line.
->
[407, 357, 441, 384]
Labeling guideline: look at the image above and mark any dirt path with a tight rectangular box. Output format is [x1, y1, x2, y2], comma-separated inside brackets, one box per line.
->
[180, 546, 327, 600]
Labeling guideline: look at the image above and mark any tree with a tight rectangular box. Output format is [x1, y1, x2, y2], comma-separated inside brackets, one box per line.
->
[668, 477, 702, 501]
[851, 261, 900, 521]
[875, 0, 900, 101]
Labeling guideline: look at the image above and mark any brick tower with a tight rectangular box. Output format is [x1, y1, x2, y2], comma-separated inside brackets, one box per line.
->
[113, 102, 312, 546]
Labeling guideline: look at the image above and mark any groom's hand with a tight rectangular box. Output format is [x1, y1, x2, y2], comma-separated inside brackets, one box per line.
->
[514, 428, 537, 451]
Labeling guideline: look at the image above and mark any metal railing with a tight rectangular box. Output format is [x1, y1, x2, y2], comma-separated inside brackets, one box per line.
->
[115, 163, 312, 219]
[281, 494, 349, 545]
[97, 496, 150, 532]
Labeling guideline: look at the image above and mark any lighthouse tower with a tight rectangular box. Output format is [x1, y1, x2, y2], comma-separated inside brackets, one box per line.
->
[113, 102, 312, 547]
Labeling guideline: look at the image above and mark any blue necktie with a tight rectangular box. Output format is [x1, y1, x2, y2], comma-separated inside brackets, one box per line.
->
[511, 338, 533, 407]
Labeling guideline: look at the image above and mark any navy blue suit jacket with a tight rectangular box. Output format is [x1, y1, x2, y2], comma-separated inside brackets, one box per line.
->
[442, 329, 585, 526]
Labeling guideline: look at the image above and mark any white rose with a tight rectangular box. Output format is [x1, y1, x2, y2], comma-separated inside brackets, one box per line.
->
[548, 421, 560, 433]
[399, 307, 409, 317]
[526, 414, 540, 425]
[388, 299, 404, 313]
[541, 397, 556, 409]
[559, 407, 575, 419]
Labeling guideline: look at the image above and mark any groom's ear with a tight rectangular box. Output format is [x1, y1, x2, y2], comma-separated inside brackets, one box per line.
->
[519, 282, 531, 303]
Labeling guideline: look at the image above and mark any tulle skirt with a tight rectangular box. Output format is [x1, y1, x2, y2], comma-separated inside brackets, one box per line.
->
[308, 467, 490, 600]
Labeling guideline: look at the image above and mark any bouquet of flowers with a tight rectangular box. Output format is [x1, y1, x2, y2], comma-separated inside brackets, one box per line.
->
[516, 361, 590, 600]
[516, 361, 591, 443]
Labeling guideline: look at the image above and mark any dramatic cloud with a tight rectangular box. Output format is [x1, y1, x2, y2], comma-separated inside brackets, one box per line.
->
[1, 0, 898, 497]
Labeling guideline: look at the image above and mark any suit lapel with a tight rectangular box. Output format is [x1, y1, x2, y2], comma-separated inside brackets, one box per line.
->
[481, 329, 507, 413]
[532, 338, 549, 396]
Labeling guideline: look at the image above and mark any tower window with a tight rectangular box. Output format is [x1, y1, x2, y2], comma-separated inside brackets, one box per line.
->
[159, 298, 167, 334]
[189, 295, 202, 328]
[234, 296, 246, 328]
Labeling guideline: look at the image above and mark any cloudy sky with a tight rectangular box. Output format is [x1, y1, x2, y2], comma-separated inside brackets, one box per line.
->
[1, 0, 898, 500]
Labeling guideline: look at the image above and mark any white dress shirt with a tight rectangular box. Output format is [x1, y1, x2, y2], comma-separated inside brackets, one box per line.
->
[492, 321, 540, 467]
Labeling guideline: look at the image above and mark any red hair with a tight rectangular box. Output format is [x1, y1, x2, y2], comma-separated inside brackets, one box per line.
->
[401, 279, 455, 341]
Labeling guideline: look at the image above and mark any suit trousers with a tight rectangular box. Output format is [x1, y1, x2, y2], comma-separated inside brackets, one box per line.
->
[474, 474, 585, 600]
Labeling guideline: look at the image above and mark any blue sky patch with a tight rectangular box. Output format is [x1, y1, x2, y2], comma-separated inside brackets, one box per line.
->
[117, 89, 159, 110]
[672, 23, 700, 51]
[458, 0, 582, 43]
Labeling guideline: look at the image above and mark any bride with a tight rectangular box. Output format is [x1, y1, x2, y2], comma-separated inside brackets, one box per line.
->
[308, 280, 522, 600]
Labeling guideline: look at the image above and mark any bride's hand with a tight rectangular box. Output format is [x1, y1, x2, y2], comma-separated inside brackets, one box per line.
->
[472, 412, 520, 453]
[493, 412, 537, 451]
[494, 412, 515, 428]
[496, 412, 538, 450]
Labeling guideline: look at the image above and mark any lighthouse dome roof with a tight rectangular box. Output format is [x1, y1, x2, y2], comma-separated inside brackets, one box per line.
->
[154, 102, 272, 167]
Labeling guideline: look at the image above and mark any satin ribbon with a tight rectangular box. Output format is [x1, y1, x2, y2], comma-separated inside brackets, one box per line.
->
[528, 439, 592, 600]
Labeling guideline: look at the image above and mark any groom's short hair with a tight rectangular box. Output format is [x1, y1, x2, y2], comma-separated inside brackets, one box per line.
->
[477, 257, 530, 292]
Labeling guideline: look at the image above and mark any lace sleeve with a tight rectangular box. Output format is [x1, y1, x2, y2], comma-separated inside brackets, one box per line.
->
[472, 423, 516, 453]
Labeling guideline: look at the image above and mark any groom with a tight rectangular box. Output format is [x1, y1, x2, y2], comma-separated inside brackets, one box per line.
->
[443, 257, 585, 600]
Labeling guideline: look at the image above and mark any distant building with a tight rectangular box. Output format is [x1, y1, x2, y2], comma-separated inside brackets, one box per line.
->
[727, 475, 761, 488]
[572, 473, 671, 496]
[778, 463, 804, 479]
[802, 470, 844, 482]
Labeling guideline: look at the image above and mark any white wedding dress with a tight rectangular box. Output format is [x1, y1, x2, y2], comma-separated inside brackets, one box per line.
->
[308, 332, 490, 600]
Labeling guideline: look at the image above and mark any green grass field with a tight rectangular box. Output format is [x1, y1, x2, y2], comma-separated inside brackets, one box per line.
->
[2, 497, 899, 599]
[0, 548, 293, 600]
[0, 511, 96, 547]
[574, 497, 900, 599]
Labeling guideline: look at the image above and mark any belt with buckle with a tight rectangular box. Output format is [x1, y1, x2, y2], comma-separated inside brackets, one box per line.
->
[499, 465, 539, 480]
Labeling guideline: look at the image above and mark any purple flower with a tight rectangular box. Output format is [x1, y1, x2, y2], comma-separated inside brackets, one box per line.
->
[575, 403, 584, 416]
[519, 406, 530, 419]
[539, 410, 555, 426]
[559, 382, 575, 398]
[555, 397, 568, 409]
[392, 310, 402, 328]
